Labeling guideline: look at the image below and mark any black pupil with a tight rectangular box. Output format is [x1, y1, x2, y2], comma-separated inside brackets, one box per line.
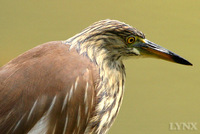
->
[129, 38, 134, 42]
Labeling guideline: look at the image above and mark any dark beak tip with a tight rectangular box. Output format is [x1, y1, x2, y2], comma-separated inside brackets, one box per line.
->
[187, 62, 193, 66]
[172, 55, 193, 66]
[183, 61, 193, 66]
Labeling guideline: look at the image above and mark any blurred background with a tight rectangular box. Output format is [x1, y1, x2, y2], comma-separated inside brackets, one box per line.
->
[0, 1, 199, 134]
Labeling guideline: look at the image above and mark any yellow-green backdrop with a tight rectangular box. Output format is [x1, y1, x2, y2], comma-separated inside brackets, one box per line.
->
[0, 1, 199, 134]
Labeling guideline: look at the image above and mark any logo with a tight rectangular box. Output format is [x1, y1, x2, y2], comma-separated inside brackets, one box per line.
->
[169, 122, 198, 131]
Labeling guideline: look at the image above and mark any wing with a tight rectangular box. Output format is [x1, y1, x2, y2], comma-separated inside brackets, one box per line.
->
[0, 41, 98, 134]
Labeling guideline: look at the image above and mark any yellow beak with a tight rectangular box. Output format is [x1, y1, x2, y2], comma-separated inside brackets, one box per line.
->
[136, 39, 192, 66]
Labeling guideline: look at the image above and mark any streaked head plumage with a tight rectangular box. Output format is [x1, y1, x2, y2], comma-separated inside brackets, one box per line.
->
[82, 19, 145, 39]
[65, 19, 192, 66]
[67, 19, 146, 58]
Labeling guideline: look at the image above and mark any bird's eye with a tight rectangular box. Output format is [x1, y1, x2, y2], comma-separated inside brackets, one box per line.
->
[126, 36, 135, 44]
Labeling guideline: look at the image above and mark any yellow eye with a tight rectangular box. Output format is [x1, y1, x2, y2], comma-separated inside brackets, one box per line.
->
[127, 36, 135, 44]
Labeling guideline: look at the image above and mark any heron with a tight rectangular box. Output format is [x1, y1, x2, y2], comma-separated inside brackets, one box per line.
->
[0, 19, 192, 134]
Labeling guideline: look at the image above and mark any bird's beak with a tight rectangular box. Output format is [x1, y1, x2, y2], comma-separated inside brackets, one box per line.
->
[135, 39, 192, 66]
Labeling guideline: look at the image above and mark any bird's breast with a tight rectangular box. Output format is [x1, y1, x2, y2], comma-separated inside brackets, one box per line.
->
[86, 66, 125, 134]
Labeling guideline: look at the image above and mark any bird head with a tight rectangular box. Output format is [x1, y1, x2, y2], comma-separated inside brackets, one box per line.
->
[67, 19, 192, 66]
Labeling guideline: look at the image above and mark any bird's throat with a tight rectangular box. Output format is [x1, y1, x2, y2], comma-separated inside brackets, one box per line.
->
[63, 39, 126, 134]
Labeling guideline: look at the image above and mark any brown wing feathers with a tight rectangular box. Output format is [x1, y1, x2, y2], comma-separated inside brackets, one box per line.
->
[0, 41, 97, 134]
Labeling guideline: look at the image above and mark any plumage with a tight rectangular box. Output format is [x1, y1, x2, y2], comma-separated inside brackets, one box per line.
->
[0, 41, 98, 134]
[0, 19, 192, 134]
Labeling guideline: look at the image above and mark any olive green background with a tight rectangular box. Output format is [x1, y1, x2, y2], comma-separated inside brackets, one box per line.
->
[0, 1, 199, 134]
